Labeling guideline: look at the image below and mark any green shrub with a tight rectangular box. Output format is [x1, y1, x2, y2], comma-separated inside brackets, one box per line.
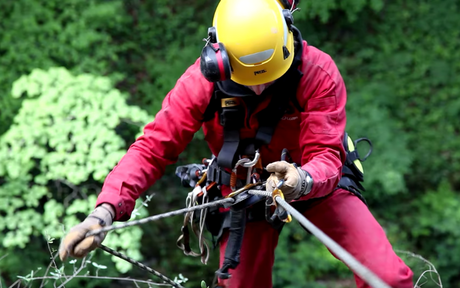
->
[0, 68, 151, 281]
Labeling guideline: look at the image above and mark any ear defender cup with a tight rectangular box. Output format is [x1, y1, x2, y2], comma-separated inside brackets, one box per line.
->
[200, 42, 232, 82]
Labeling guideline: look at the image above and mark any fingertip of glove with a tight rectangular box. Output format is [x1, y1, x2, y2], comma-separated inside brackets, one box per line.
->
[58, 249, 68, 262]
[265, 163, 274, 171]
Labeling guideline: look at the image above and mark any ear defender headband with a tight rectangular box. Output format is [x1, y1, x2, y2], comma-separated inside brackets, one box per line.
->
[200, 27, 232, 83]
[279, 0, 299, 10]
[279, 0, 298, 29]
[200, 2, 297, 83]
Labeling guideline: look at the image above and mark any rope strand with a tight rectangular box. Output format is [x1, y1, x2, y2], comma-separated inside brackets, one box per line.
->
[248, 190, 392, 288]
[99, 245, 184, 288]
[88, 198, 234, 236]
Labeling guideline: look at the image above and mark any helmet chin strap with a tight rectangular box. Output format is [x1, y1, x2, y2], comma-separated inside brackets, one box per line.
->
[246, 81, 275, 95]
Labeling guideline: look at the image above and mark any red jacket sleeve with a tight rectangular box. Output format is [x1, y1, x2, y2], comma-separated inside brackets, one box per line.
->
[296, 44, 347, 200]
[96, 59, 214, 221]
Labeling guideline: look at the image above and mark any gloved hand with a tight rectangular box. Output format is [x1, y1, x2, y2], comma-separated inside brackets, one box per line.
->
[59, 204, 114, 261]
[265, 161, 313, 202]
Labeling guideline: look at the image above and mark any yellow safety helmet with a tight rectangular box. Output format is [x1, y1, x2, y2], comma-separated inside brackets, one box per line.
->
[200, 0, 295, 86]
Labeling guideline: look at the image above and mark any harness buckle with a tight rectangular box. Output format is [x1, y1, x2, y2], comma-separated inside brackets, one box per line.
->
[230, 150, 261, 191]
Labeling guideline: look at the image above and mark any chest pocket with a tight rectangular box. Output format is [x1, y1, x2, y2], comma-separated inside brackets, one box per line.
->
[258, 103, 302, 167]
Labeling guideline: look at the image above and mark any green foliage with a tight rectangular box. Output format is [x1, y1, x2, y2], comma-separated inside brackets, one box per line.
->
[403, 181, 460, 282]
[0, 68, 151, 279]
[274, 224, 351, 288]
[346, 83, 413, 198]
[116, 0, 215, 114]
[296, 0, 384, 23]
[0, 0, 130, 135]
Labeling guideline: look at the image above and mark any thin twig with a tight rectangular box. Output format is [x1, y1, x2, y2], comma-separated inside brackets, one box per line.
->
[120, 118, 146, 127]
[395, 250, 443, 288]
[55, 256, 88, 288]
[7, 279, 21, 288]
[39, 253, 56, 288]
[40, 245, 65, 288]
[0, 254, 8, 262]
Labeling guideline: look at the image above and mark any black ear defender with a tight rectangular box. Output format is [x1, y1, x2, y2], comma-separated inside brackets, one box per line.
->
[200, 27, 232, 82]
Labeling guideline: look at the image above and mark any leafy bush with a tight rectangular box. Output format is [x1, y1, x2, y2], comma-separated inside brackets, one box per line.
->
[0, 68, 151, 281]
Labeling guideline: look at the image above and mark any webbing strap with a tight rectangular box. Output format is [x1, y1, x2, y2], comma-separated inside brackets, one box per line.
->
[346, 150, 360, 164]
[217, 129, 240, 169]
[207, 160, 244, 187]
[215, 208, 247, 280]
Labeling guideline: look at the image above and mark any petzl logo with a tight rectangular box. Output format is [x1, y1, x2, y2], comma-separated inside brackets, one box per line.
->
[254, 69, 267, 76]
[224, 100, 237, 106]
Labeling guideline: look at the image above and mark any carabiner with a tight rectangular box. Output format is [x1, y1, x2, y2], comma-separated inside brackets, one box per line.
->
[271, 180, 292, 223]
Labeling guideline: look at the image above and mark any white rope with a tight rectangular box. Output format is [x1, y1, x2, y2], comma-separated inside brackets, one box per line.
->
[248, 190, 392, 288]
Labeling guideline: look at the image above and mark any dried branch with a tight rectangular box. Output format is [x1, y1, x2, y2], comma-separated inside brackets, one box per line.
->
[395, 250, 443, 288]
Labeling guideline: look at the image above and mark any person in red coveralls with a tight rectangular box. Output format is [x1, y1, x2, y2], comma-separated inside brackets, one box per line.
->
[59, 0, 413, 287]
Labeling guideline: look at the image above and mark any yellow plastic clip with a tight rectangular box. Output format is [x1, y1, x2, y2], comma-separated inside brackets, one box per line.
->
[271, 180, 292, 223]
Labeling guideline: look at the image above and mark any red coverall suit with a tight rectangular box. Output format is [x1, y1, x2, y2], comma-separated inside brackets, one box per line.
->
[95, 40, 413, 287]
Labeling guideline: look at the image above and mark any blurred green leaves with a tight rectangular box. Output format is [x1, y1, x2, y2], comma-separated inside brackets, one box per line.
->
[296, 0, 384, 23]
[0, 0, 129, 135]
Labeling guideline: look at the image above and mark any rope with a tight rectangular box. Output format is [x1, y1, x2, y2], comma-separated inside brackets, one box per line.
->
[248, 190, 392, 288]
[88, 197, 234, 236]
[99, 245, 184, 288]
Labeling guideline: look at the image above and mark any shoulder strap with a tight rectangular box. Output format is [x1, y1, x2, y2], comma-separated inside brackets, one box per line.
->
[202, 85, 220, 122]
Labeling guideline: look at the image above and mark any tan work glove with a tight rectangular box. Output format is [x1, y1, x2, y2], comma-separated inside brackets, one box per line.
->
[266, 161, 313, 202]
[59, 204, 114, 261]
